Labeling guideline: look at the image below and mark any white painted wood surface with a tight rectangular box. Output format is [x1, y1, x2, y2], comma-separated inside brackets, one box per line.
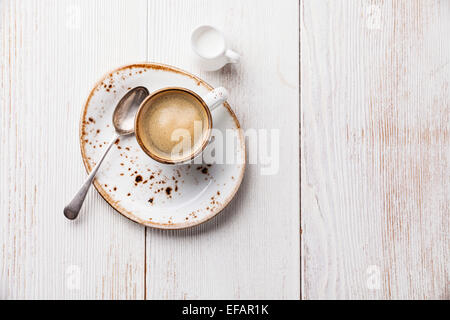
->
[0, 0, 299, 299]
[1, 0, 448, 300]
[301, 0, 449, 299]
[0, 0, 148, 299]
[145, 0, 299, 300]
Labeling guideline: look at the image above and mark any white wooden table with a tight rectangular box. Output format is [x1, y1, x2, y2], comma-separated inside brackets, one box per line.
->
[0, 0, 448, 300]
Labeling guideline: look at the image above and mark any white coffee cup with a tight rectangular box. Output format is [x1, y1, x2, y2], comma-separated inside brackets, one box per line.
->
[135, 86, 229, 165]
[191, 25, 240, 71]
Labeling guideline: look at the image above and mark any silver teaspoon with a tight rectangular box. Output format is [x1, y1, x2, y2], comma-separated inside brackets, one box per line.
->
[64, 86, 150, 220]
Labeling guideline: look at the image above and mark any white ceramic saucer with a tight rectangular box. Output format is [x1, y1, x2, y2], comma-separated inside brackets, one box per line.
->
[80, 63, 245, 229]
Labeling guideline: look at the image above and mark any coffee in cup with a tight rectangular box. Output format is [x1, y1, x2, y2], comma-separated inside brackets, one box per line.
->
[135, 88, 211, 164]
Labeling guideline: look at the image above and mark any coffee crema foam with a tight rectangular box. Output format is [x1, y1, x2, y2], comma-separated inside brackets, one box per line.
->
[139, 91, 209, 162]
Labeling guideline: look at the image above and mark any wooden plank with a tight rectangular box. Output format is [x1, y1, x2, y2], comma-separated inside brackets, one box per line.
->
[145, 0, 300, 299]
[0, 0, 147, 299]
[301, 0, 449, 299]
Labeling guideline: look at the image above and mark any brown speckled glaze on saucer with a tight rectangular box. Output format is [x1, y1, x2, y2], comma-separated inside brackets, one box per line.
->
[80, 63, 245, 229]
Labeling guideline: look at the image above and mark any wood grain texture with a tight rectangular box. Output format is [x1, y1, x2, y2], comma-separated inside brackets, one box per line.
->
[145, 0, 300, 299]
[301, 0, 449, 299]
[1, 0, 299, 300]
[3, 0, 446, 300]
[0, 0, 147, 299]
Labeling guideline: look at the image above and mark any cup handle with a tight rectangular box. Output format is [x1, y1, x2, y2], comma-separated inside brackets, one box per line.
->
[225, 49, 240, 64]
[202, 87, 228, 111]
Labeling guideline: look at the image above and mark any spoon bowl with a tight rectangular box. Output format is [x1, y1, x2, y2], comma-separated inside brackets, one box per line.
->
[113, 86, 149, 135]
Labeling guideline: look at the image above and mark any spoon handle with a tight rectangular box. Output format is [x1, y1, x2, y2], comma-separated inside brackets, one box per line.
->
[64, 134, 119, 220]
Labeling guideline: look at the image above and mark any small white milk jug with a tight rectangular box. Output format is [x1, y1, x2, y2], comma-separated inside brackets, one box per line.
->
[191, 25, 240, 71]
